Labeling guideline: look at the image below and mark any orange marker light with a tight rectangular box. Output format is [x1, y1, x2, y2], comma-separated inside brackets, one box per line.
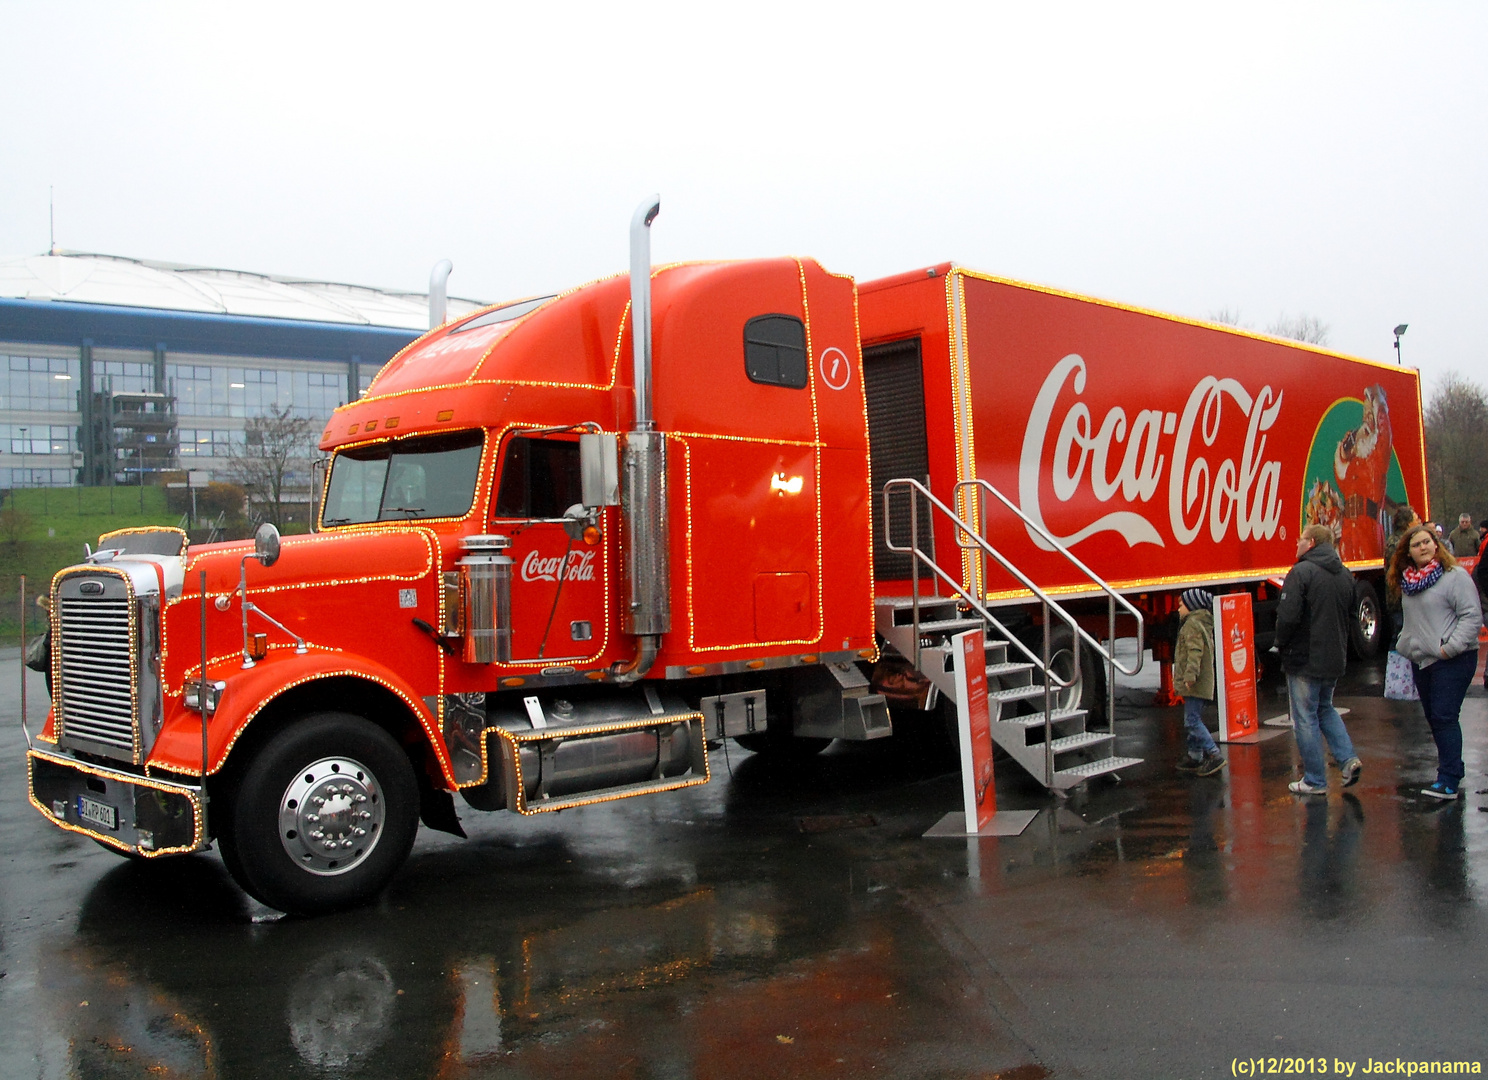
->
[501, 677, 526, 687]
[583, 525, 601, 545]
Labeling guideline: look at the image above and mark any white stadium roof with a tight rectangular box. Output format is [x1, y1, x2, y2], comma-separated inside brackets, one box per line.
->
[0, 251, 484, 330]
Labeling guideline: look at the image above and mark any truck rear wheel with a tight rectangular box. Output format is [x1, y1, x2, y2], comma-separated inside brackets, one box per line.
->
[1019, 625, 1108, 722]
[1351, 580, 1384, 659]
[223, 713, 419, 915]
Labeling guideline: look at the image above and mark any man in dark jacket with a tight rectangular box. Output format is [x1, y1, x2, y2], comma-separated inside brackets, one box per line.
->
[1274, 523, 1361, 795]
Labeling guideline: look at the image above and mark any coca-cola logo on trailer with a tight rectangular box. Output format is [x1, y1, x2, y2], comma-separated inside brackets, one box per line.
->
[521, 549, 597, 583]
[1018, 354, 1285, 549]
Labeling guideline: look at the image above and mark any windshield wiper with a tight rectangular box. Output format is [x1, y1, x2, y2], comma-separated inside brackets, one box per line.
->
[381, 506, 426, 518]
[322, 516, 352, 526]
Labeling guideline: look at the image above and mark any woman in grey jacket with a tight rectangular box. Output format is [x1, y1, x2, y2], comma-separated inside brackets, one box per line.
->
[1387, 525, 1484, 800]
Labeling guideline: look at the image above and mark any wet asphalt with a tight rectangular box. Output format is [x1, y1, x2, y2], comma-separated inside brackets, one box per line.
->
[2, 646, 1486, 1080]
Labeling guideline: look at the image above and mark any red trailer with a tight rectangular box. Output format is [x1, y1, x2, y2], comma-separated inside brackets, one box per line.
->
[25, 201, 1427, 913]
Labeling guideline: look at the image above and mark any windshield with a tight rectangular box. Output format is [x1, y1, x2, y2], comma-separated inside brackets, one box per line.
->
[322, 430, 484, 525]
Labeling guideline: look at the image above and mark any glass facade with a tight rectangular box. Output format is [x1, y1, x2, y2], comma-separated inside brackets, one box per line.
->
[3, 424, 75, 455]
[177, 428, 244, 457]
[1, 344, 379, 487]
[167, 364, 346, 419]
[1, 355, 81, 411]
[91, 359, 155, 395]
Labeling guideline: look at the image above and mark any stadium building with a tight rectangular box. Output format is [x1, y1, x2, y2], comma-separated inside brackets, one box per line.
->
[0, 251, 483, 489]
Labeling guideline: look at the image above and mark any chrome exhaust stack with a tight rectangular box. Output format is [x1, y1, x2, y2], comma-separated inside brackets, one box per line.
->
[429, 259, 453, 328]
[617, 196, 669, 675]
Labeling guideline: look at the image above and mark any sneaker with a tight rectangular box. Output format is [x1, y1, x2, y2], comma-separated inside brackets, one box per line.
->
[1196, 753, 1227, 777]
[1340, 758, 1362, 788]
[1421, 782, 1459, 801]
[1176, 756, 1206, 773]
[1289, 779, 1327, 795]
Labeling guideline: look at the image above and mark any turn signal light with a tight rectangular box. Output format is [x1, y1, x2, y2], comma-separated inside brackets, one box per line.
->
[583, 525, 601, 545]
[501, 677, 526, 687]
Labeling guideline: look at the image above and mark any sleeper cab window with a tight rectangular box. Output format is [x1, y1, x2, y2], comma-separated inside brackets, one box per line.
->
[744, 314, 807, 389]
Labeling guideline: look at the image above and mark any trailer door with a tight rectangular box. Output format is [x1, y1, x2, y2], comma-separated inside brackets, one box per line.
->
[863, 337, 933, 580]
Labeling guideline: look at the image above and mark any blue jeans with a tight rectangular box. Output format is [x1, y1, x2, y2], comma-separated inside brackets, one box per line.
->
[1412, 648, 1476, 787]
[1183, 696, 1218, 760]
[1288, 674, 1355, 787]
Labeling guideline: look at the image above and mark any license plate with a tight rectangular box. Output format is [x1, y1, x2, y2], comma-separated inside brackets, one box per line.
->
[77, 794, 118, 831]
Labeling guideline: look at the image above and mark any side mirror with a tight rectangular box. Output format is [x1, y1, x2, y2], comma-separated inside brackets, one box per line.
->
[561, 503, 594, 541]
[254, 522, 282, 567]
[579, 432, 620, 508]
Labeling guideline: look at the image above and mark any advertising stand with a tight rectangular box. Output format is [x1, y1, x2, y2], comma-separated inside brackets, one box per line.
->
[926, 630, 1037, 838]
[1213, 593, 1273, 744]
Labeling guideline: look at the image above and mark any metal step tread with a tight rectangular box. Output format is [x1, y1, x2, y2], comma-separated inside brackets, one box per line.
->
[1055, 756, 1143, 780]
[999, 707, 1089, 728]
[985, 661, 1035, 678]
[1048, 731, 1115, 753]
[875, 596, 960, 611]
[989, 683, 1052, 703]
[913, 618, 987, 636]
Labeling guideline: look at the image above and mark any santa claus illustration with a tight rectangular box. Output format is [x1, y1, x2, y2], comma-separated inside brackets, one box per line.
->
[1333, 385, 1392, 561]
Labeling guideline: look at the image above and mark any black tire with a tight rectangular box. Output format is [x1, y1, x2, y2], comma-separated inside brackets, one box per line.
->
[734, 726, 831, 759]
[223, 712, 419, 916]
[1018, 624, 1109, 721]
[1350, 580, 1384, 659]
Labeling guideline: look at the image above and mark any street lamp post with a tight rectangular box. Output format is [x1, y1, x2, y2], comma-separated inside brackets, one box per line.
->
[1393, 324, 1408, 364]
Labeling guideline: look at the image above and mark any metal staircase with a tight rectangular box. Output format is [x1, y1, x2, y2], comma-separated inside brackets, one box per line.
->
[876, 478, 1145, 793]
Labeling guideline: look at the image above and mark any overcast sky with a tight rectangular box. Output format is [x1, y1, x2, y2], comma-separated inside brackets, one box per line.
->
[3, 2, 1483, 393]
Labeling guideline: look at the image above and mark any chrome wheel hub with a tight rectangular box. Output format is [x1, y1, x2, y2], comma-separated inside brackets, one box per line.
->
[278, 757, 384, 876]
[1048, 647, 1080, 712]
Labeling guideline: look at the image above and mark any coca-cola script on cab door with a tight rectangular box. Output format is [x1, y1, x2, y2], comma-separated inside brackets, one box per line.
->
[521, 549, 597, 583]
[1018, 354, 1285, 550]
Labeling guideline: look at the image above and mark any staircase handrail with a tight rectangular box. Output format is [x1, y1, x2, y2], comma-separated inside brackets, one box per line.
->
[955, 478, 1145, 677]
[882, 478, 1085, 687]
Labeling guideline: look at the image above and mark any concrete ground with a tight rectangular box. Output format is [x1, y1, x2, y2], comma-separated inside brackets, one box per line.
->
[2, 645, 1486, 1079]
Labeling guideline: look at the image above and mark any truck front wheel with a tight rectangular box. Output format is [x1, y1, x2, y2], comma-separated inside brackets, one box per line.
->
[223, 713, 420, 915]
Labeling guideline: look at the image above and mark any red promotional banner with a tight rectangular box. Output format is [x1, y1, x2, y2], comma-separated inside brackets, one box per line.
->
[954, 630, 997, 831]
[1214, 592, 1260, 742]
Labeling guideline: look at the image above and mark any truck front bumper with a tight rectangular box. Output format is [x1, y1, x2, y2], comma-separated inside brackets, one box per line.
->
[27, 748, 206, 856]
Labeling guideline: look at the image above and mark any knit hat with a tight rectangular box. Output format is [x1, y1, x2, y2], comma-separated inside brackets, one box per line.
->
[1180, 588, 1214, 612]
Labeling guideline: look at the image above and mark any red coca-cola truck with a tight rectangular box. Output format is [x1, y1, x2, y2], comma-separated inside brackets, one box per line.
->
[25, 200, 1426, 912]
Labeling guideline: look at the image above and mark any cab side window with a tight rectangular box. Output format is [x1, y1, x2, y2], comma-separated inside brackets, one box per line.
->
[494, 436, 582, 518]
[744, 314, 807, 389]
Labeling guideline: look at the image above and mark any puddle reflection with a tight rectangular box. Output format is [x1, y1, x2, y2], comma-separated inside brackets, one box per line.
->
[36, 820, 1012, 1080]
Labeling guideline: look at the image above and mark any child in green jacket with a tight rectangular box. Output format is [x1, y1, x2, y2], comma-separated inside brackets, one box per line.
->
[1174, 588, 1225, 776]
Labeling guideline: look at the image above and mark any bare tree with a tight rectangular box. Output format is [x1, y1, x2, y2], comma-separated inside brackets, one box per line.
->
[227, 404, 317, 529]
[1425, 371, 1488, 524]
[1266, 312, 1331, 345]
[1208, 306, 1247, 327]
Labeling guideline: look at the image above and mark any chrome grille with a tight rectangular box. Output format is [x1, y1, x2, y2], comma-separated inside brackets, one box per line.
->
[58, 595, 137, 759]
